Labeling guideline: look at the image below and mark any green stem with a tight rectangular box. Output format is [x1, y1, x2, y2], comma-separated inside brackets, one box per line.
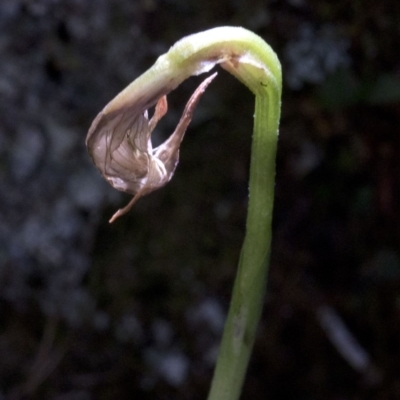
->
[207, 87, 280, 400]
[87, 26, 282, 400]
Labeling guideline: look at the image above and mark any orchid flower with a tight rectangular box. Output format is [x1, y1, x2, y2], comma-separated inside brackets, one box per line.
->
[86, 26, 282, 400]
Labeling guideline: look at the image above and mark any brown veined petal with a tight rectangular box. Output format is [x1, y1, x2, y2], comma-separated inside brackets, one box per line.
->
[87, 73, 217, 223]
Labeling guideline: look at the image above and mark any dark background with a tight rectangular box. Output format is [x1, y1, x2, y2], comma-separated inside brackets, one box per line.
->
[1, 0, 400, 399]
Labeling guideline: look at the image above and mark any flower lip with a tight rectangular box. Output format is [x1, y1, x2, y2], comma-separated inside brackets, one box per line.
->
[86, 71, 217, 223]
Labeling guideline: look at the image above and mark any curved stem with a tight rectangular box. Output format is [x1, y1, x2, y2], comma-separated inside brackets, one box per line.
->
[86, 26, 282, 400]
